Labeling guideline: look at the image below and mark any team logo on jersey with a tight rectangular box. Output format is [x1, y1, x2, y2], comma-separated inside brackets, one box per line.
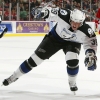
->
[60, 28, 77, 40]
[51, 8, 58, 15]
[88, 28, 94, 37]
[60, 9, 67, 15]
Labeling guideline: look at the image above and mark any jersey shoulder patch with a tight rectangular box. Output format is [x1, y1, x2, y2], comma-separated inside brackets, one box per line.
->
[79, 23, 96, 37]
[60, 9, 67, 15]
[87, 27, 94, 37]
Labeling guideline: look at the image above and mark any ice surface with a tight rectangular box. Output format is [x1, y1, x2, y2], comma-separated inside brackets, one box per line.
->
[0, 36, 99, 100]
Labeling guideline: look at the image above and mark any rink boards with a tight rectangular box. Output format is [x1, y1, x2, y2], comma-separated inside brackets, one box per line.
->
[4, 33, 46, 37]
[0, 21, 99, 37]
[3, 32, 99, 37]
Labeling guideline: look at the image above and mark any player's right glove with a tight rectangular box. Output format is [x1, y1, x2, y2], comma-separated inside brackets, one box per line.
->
[84, 49, 97, 71]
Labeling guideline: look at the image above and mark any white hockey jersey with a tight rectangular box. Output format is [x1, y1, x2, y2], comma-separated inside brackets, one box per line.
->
[43, 7, 97, 54]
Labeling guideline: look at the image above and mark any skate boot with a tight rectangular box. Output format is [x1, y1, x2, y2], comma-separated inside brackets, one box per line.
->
[69, 81, 78, 95]
[2, 73, 18, 86]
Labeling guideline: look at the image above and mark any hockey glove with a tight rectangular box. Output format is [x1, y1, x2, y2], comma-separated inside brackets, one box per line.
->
[31, 7, 49, 19]
[31, 7, 42, 16]
[84, 49, 97, 71]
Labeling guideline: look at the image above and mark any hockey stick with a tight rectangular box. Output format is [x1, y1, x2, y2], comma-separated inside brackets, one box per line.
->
[0, 27, 8, 38]
[40, 0, 55, 10]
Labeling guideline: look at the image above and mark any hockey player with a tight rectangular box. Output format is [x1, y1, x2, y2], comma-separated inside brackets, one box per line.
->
[95, 7, 100, 34]
[2, 8, 97, 92]
[0, 15, 8, 38]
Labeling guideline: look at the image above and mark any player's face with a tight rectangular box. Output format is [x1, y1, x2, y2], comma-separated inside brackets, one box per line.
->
[70, 21, 81, 31]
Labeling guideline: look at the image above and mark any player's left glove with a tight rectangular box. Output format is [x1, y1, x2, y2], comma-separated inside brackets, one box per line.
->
[84, 49, 97, 71]
[31, 7, 49, 19]
[31, 7, 42, 16]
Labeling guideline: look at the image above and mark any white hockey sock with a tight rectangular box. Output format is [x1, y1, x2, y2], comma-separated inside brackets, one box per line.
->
[68, 75, 77, 86]
[13, 68, 24, 78]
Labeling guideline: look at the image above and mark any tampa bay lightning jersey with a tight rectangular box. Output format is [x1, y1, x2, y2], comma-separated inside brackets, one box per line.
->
[44, 7, 97, 53]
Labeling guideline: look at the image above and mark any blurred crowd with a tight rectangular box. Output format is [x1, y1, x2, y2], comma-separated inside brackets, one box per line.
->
[0, 0, 100, 21]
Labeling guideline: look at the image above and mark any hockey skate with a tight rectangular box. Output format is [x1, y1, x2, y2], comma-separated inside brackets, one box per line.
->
[2, 73, 18, 86]
[69, 82, 78, 95]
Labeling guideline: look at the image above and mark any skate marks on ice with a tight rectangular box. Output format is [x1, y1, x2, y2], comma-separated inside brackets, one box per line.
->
[0, 90, 100, 100]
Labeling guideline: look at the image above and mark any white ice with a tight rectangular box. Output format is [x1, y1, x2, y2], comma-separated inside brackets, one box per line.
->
[0, 36, 100, 100]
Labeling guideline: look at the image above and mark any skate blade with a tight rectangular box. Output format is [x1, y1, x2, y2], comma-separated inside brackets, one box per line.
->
[73, 91, 76, 95]
[72, 91, 76, 95]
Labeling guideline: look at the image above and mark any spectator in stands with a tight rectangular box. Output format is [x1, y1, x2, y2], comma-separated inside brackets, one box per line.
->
[4, 8, 9, 20]
[72, 1, 77, 9]
[12, 0, 17, 8]
[55, 1, 59, 7]
[30, 0, 40, 10]
[95, 1, 100, 34]
[0, 0, 3, 11]
[64, 0, 72, 10]
[75, 2, 81, 10]
[20, 3, 25, 11]
[23, 0, 28, 2]
[24, 3, 29, 11]
[1, 0, 99, 21]
[55, 1, 62, 8]
[83, 1, 89, 10]
[4, 0, 9, 9]
[20, 10, 28, 20]
[11, 8, 17, 20]
[92, 2, 98, 12]
[91, 8, 96, 17]
[20, 0, 24, 3]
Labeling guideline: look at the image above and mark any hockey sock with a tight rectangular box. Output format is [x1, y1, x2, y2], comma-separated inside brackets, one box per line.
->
[20, 60, 33, 73]
[67, 66, 79, 84]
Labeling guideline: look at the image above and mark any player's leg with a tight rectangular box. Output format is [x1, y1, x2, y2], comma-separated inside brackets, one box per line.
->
[63, 42, 81, 92]
[3, 34, 62, 86]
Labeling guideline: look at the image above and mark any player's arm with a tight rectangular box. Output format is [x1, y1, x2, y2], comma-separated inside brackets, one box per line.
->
[41, 7, 59, 21]
[83, 28, 97, 71]
[31, 7, 60, 21]
[31, 7, 69, 22]
[0, 15, 8, 38]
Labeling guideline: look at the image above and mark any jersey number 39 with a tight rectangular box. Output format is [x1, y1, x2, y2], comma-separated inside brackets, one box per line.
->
[91, 39, 97, 45]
